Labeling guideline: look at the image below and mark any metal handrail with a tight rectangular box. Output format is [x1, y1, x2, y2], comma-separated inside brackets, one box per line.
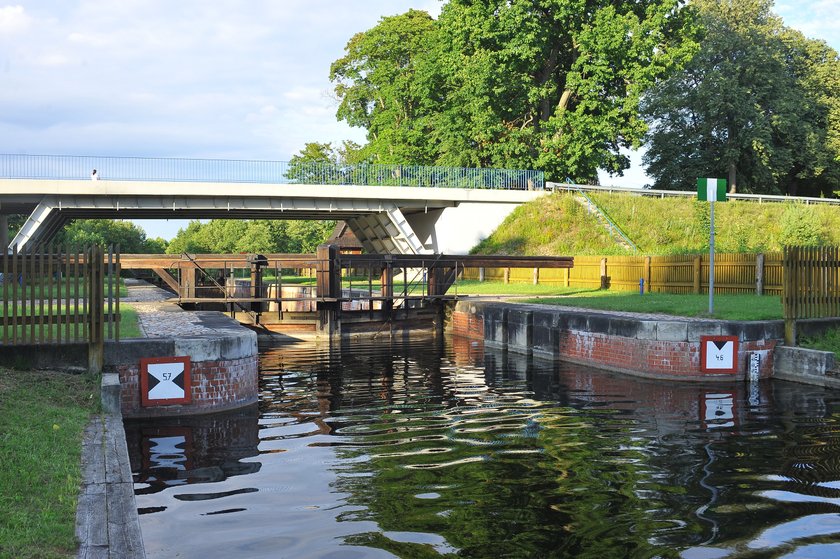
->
[0, 153, 544, 190]
[575, 189, 639, 252]
[548, 181, 840, 205]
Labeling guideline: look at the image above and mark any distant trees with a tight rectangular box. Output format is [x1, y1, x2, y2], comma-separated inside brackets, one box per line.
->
[59, 219, 166, 253]
[330, 1, 694, 183]
[164, 219, 335, 255]
[642, 0, 840, 195]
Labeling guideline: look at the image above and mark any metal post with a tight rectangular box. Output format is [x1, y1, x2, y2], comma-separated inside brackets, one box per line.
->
[709, 201, 715, 315]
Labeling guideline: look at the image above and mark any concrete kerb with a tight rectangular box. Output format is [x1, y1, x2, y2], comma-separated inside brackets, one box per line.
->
[774, 346, 840, 388]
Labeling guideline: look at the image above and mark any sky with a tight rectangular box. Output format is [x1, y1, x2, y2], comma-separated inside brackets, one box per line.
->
[1, 0, 838, 240]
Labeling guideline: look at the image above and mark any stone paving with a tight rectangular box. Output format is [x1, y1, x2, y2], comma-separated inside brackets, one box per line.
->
[122, 278, 223, 337]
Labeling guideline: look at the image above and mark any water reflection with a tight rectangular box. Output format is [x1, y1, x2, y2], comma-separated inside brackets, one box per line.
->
[129, 336, 840, 558]
[125, 404, 261, 506]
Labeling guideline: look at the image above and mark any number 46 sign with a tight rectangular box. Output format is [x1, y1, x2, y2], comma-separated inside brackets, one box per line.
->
[140, 356, 192, 406]
[700, 336, 739, 374]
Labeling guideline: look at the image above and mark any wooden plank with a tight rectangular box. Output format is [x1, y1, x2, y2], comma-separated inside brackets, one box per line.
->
[2, 246, 8, 344]
[27, 243, 34, 342]
[64, 243, 71, 341]
[115, 248, 121, 342]
[47, 244, 54, 342]
[74, 245, 80, 340]
[38, 244, 45, 343]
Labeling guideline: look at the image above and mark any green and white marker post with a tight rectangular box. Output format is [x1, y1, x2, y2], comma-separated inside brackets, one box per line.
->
[697, 178, 727, 314]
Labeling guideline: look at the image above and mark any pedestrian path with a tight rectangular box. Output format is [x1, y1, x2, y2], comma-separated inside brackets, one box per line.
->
[122, 278, 238, 337]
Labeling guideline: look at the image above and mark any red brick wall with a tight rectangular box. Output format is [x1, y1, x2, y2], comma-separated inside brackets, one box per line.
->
[117, 355, 259, 418]
[451, 309, 484, 340]
[451, 309, 777, 381]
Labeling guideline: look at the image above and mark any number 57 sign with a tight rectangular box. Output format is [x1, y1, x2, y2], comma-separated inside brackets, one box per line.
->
[140, 356, 192, 406]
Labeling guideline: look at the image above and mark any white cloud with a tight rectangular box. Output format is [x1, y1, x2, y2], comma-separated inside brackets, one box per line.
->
[776, 0, 840, 49]
[0, 5, 31, 34]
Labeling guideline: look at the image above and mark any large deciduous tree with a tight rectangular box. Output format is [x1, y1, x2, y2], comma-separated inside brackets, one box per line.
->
[643, 0, 840, 195]
[330, 10, 436, 165]
[330, 1, 693, 183]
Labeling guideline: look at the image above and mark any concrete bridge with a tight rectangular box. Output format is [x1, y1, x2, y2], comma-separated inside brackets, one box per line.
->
[0, 154, 547, 255]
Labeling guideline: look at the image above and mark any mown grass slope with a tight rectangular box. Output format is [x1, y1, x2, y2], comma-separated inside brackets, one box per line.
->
[470, 193, 629, 255]
[472, 191, 840, 255]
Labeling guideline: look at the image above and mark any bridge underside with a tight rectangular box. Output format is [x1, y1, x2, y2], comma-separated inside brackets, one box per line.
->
[2, 180, 545, 255]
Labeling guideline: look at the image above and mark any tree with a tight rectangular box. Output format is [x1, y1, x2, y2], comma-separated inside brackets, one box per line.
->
[331, 1, 693, 183]
[57, 219, 164, 253]
[643, 0, 840, 195]
[330, 9, 437, 165]
[285, 141, 365, 184]
[165, 219, 334, 255]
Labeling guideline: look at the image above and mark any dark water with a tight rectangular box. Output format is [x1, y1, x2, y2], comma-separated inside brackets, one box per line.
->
[126, 336, 840, 559]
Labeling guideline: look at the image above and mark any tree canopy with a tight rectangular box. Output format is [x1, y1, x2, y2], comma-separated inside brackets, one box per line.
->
[164, 219, 335, 255]
[330, 0, 694, 183]
[642, 0, 840, 195]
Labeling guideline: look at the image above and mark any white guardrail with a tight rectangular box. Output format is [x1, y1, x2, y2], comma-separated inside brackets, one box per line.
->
[547, 182, 840, 206]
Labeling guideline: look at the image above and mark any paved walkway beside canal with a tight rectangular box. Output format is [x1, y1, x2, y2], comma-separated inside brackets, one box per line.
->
[77, 278, 222, 559]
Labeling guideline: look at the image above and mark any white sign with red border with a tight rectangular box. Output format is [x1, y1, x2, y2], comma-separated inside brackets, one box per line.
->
[700, 335, 739, 374]
[140, 356, 192, 406]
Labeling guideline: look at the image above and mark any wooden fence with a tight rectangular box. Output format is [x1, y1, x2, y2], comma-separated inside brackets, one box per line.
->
[1, 244, 121, 370]
[463, 253, 783, 295]
[783, 246, 840, 344]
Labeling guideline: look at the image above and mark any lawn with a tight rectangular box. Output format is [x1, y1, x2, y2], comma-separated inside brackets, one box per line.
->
[0, 368, 99, 559]
[527, 291, 783, 321]
[1, 303, 141, 341]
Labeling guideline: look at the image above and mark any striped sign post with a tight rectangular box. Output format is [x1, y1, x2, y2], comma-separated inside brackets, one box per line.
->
[698, 178, 727, 314]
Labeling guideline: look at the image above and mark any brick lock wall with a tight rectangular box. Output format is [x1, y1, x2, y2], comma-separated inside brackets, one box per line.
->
[451, 308, 779, 381]
[118, 355, 259, 418]
[451, 309, 484, 341]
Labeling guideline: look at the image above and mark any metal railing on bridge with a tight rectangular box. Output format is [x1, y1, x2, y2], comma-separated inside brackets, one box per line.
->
[0, 154, 544, 190]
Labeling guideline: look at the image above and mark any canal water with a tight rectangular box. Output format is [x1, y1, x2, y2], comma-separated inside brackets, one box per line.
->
[126, 336, 840, 558]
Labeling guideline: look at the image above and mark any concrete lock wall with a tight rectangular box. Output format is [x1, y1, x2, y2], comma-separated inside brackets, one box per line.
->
[452, 301, 781, 381]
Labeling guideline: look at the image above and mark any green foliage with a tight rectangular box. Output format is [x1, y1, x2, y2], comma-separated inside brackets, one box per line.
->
[643, 0, 840, 196]
[800, 328, 840, 354]
[286, 141, 367, 183]
[165, 219, 335, 255]
[330, 9, 437, 164]
[331, 1, 693, 182]
[0, 368, 99, 559]
[53, 219, 165, 253]
[779, 204, 825, 246]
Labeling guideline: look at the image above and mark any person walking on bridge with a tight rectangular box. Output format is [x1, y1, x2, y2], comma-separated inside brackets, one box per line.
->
[91, 169, 99, 180]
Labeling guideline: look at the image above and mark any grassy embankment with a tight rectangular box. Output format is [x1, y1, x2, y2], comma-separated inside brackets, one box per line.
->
[472, 191, 840, 255]
[0, 368, 99, 559]
[466, 191, 840, 321]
